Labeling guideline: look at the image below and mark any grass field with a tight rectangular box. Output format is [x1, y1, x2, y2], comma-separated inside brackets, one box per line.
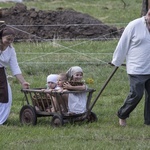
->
[1, 0, 150, 150]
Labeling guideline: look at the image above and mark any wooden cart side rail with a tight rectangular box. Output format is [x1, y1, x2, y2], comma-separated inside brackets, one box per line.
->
[21, 89, 52, 112]
[21, 88, 95, 94]
[59, 93, 68, 112]
[44, 93, 52, 110]
[21, 88, 96, 114]
[86, 90, 95, 110]
[22, 91, 30, 105]
[49, 93, 57, 112]
[32, 92, 40, 108]
[34, 92, 46, 110]
[33, 92, 54, 112]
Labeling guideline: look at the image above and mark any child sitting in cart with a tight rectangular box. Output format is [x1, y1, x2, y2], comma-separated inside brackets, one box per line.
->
[63, 66, 87, 114]
[44, 74, 59, 92]
[35, 74, 59, 111]
[57, 73, 68, 92]
[43, 73, 68, 112]
[51, 73, 68, 112]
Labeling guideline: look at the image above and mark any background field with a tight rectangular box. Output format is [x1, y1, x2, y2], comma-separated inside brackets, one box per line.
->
[1, 0, 150, 150]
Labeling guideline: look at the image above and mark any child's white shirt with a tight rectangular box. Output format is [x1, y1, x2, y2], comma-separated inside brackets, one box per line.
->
[68, 85, 87, 114]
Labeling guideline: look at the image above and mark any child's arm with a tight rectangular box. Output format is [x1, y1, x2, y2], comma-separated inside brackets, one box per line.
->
[41, 89, 52, 92]
[63, 82, 86, 91]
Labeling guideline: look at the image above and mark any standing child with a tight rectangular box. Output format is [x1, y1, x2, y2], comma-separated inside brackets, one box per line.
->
[63, 66, 87, 114]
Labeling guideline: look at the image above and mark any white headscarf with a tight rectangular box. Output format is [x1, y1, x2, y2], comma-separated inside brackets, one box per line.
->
[47, 74, 58, 83]
[66, 66, 83, 80]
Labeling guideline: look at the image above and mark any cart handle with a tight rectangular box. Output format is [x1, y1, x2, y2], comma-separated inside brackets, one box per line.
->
[89, 66, 119, 111]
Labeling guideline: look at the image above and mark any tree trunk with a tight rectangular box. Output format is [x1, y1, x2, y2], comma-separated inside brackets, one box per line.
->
[141, 0, 150, 16]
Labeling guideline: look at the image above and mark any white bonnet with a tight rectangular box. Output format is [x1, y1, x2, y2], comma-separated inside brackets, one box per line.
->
[47, 74, 58, 83]
[66, 66, 83, 79]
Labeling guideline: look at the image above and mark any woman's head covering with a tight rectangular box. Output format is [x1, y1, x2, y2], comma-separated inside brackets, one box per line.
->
[66, 66, 83, 79]
[47, 74, 58, 84]
[0, 27, 15, 38]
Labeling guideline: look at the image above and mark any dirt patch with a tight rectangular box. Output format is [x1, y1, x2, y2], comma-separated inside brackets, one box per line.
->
[0, 3, 121, 41]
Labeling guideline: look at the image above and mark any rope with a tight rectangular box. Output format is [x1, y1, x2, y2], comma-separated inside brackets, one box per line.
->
[10, 23, 127, 27]
[6, 24, 126, 71]
[7, 25, 43, 40]
[7, 23, 123, 41]
[17, 52, 113, 55]
[16, 37, 120, 42]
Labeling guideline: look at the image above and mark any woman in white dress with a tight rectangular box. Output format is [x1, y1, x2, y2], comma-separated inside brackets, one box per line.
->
[63, 66, 87, 114]
[0, 27, 30, 125]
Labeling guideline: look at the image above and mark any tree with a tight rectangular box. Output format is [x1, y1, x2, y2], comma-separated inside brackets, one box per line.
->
[141, 0, 150, 16]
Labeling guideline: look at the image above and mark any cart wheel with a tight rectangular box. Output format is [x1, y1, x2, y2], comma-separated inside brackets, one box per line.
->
[51, 114, 64, 127]
[20, 105, 37, 125]
[87, 112, 98, 123]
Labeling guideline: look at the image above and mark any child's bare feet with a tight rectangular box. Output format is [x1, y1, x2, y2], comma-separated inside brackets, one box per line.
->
[35, 106, 40, 111]
[46, 107, 55, 113]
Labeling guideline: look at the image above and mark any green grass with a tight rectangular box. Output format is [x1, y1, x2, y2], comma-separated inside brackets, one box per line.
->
[0, 1, 149, 150]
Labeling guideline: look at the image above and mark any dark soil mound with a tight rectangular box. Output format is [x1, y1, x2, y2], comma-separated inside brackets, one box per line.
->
[0, 3, 120, 41]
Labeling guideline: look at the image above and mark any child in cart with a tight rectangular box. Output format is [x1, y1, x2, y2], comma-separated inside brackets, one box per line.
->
[57, 73, 68, 92]
[44, 74, 59, 92]
[63, 66, 87, 114]
[35, 74, 59, 111]
[42, 73, 68, 112]
[51, 73, 68, 112]
[44, 73, 67, 92]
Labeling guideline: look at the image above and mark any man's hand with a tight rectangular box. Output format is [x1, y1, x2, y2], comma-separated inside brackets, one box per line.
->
[108, 62, 115, 66]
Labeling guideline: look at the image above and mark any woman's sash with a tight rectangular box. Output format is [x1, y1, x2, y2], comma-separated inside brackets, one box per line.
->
[0, 67, 8, 103]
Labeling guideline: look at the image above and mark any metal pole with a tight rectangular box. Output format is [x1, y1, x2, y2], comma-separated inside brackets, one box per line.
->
[89, 66, 118, 111]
